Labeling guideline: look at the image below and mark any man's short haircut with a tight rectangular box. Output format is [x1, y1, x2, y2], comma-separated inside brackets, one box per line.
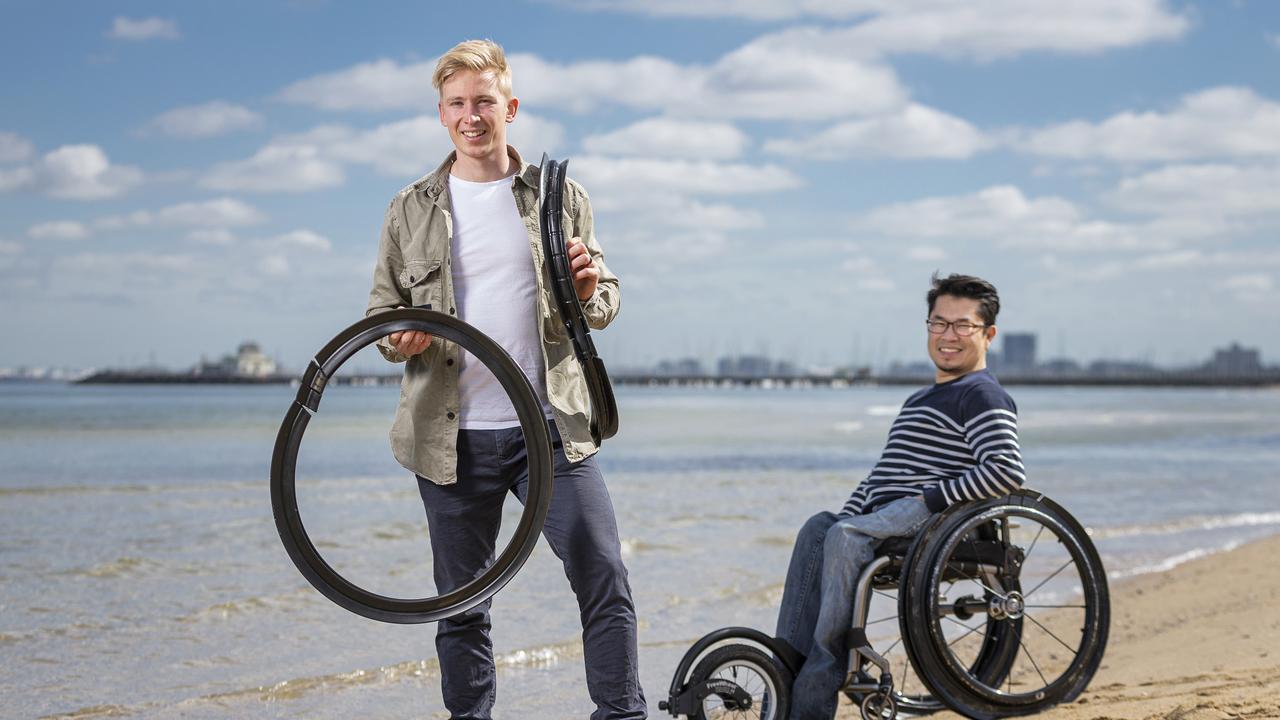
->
[927, 273, 1001, 326]
[433, 39, 513, 98]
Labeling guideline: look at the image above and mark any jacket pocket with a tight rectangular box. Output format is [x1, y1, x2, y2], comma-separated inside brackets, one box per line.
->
[398, 259, 442, 310]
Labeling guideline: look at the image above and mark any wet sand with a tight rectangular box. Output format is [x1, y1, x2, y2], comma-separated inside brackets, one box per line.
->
[836, 534, 1280, 720]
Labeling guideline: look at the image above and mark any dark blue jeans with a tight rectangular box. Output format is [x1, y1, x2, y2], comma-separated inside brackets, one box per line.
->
[774, 497, 933, 720]
[417, 426, 646, 720]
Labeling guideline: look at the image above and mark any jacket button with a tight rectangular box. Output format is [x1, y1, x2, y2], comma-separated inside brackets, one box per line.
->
[446, 358, 454, 366]
[449, 307, 455, 315]
[447, 411, 456, 420]
[408, 275, 415, 283]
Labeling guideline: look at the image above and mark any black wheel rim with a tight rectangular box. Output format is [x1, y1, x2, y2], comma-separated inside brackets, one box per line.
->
[269, 308, 554, 624]
[924, 505, 1103, 704]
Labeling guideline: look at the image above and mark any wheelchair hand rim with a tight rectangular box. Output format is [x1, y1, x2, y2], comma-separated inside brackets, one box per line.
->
[919, 502, 1107, 706]
[269, 308, 554, 624]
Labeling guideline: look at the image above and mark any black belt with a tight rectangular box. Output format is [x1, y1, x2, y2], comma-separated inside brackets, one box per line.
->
[538, 154, 619, 444]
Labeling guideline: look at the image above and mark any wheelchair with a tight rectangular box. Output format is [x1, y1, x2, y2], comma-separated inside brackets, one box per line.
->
[659, 490, 1110, 720]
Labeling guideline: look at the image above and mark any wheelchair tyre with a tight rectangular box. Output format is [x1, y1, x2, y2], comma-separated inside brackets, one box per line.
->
[270, 308, 554, 624]
[688, 644, 791, 720]
[901, 492, 1109, 718]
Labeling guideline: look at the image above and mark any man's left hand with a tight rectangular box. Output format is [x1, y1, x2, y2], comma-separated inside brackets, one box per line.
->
[568, 237, 598, 302]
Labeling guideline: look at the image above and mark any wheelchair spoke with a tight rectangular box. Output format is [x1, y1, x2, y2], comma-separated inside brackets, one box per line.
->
[941, 614, 987, 647]
[1022, 523, 1047, 561]
[1023, 557, 1075, 599]
[1023, 610, 1080, 655]
[882, 634, 905, 655]
[1017, 635, 1051, 689]
[866, 615, 897, 626]
[953, 570, 1006, 601]
[1023, 603, 1085, 609]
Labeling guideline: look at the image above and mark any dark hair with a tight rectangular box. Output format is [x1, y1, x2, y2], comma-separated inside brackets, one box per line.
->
[927, 273, 1000, 326]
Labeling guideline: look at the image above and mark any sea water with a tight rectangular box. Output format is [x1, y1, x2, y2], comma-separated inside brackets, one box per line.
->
[2, 382, 1277, 718]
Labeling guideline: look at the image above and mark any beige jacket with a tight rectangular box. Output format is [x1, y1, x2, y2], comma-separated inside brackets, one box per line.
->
[365, 147, 620, 484]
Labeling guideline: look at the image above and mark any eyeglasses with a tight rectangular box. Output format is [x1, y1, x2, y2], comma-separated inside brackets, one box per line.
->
[926, 319, 987, 336]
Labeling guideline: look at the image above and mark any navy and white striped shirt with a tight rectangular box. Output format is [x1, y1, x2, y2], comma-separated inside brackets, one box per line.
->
[841, 370, 1025, 516]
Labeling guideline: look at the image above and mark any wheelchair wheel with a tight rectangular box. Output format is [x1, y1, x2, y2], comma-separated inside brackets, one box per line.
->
[687, 644, 791, 720]
[901, 492, 1109, 718]
[270, 308, 554, 624]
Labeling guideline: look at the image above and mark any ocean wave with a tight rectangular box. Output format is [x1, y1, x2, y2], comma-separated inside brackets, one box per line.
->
[176, 590, 312, 624]
[1108, 540, 1245, 580]
[1091, 512, 1280, 540]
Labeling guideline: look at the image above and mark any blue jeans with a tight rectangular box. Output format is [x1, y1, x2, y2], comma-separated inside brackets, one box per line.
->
[417, 426, 646, 720]
[775, 497, 933, 720]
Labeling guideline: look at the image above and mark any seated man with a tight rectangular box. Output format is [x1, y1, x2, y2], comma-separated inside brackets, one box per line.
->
[775, 273, 1026, 720]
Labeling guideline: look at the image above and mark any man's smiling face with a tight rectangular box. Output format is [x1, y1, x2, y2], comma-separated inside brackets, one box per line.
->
[438, 68, 517, 165]
[927, 294, 996, 383]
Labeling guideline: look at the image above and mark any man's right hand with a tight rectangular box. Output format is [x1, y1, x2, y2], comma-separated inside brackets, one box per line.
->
[388, 330, 432, 356]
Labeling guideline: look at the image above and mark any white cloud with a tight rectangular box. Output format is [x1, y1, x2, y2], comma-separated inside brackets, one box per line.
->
[97, 198, 268, 229]
[259, 254, 291, 277]
[1218, 272, 1273, 302]
[3, 145, 144, 199]
[566, 156, 798, 248]
[0, 131, 34, 163]
[1220, 273, 1272, 292]
[278, 58, 436, 111]
[572, 155, 802, 199]
[906, 245, 947, 261]
[279, 47, 906, 120]
[186, 229, 237, 246]
[0, 166, 33, 191]
[1020, 87, 1280, 162]
[852, 185, 1171, 251]
[0, 240, 22, 254]
[562, 0, 1190, 58]
[215, 112, 562, 188]
[764, 103, 991, 159]
[268, 229, 332, 252]
[28, 221, 90, 240]
[583, 118, 749, 160]
[144, 101, 263, 138]
[1108, 163, 1280, 216]
[322, 113, 562, 176]
[108, 17, 181, 41]
[202, 144, 344, 193]
[50, 252, 198, 303]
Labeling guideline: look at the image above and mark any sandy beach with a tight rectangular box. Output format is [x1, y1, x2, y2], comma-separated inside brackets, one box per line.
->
[836, 534, 1280, 720]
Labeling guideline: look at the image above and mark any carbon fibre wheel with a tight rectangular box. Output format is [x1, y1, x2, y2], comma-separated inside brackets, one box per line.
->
[270, 308, 554, 624]
[900, 492, 1109, 718]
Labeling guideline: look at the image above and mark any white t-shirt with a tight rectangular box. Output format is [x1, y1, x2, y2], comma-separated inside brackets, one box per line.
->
[447, 173, 552, 429]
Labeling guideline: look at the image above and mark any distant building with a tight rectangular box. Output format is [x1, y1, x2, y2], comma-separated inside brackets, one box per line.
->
[197, 341, 278, 378]
[1204, 342, 1262, 375]
[1002, 333, 1037, 373]
[655, 357, 704, 376]
[1040, 358, 1083, 376]
[717, 355, 775, 378]
[1087, 359, 1158, 377]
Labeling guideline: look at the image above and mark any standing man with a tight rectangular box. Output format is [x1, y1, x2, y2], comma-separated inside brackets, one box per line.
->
[365, 40, 646, 720]
[775, 274, 1026, 720]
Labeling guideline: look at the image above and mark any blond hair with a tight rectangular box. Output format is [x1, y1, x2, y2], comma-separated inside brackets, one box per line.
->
[433, 39, 513, 98]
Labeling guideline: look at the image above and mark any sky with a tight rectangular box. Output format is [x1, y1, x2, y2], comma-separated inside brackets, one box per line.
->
[2, 0, 1278, 372]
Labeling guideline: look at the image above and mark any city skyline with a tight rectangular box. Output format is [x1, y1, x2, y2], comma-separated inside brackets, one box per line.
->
[4, 333, 1270, 381]
[2, 2, 1279, 370]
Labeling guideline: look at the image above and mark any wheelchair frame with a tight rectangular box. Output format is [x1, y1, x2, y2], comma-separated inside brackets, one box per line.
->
[661, 490, 1109, 720]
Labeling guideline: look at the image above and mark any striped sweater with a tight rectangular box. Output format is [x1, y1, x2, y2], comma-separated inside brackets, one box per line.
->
[841, 369, 1025, 516]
